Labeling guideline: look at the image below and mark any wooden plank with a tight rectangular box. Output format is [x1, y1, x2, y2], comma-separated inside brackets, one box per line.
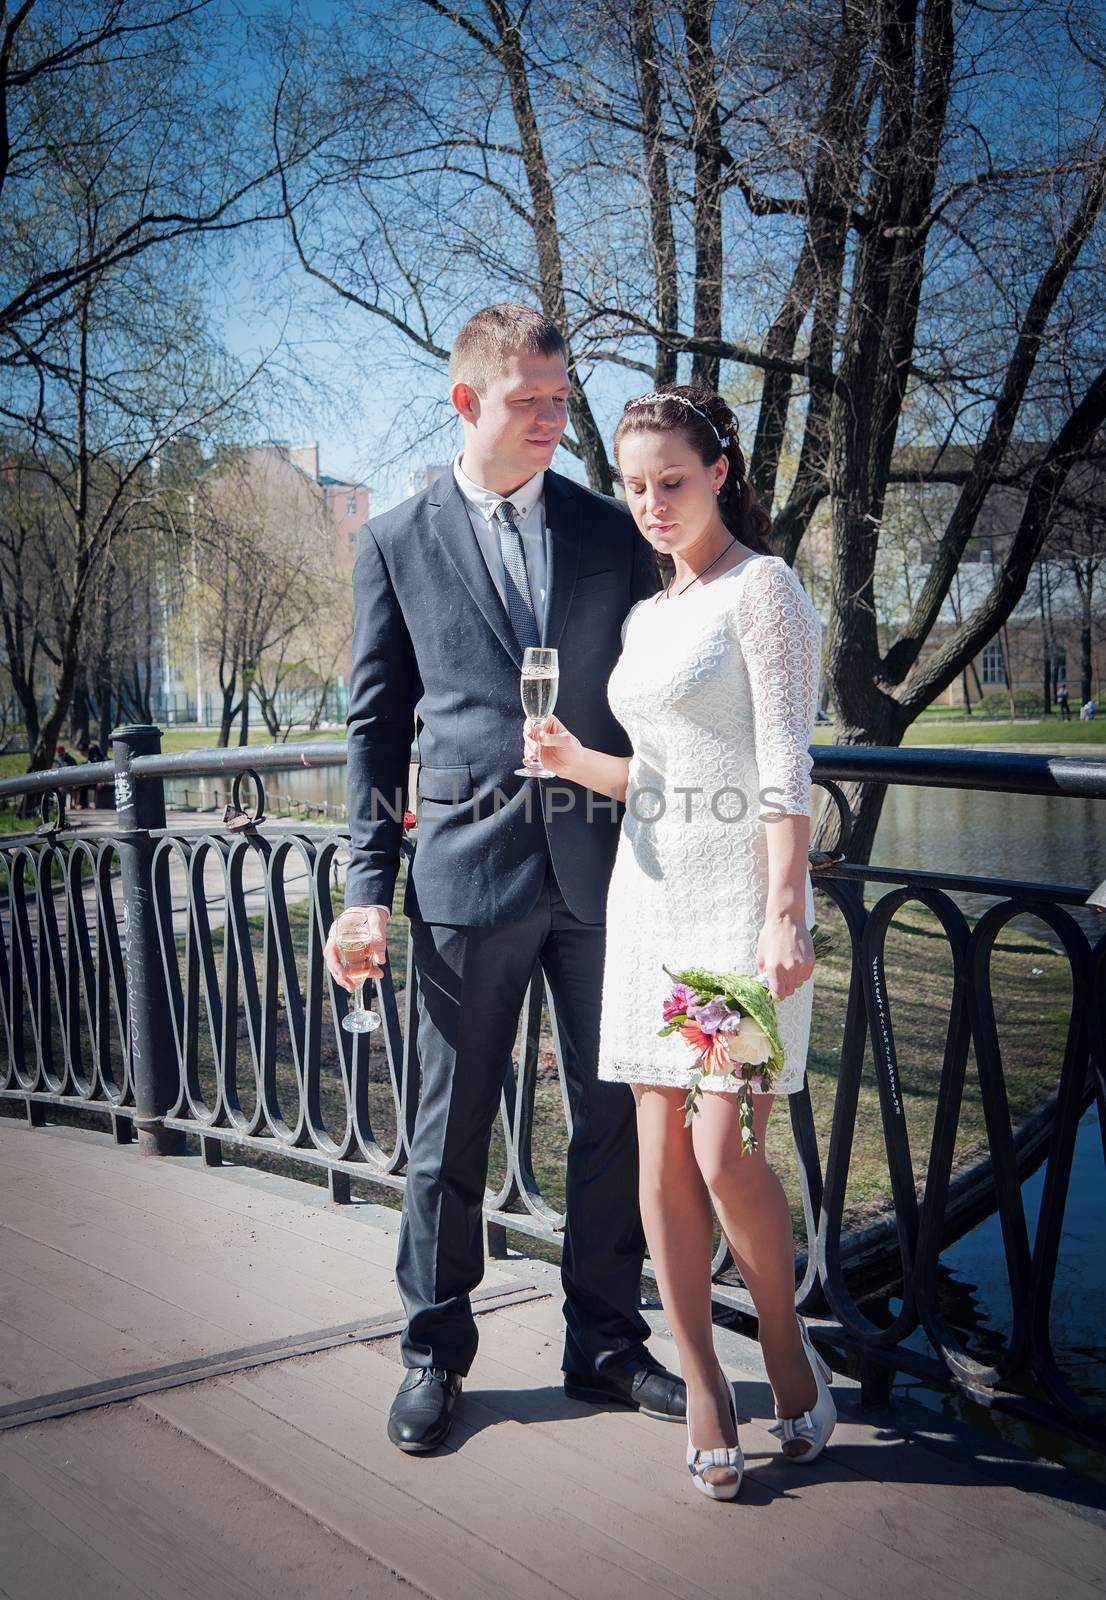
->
[331, 1337, 993, 1600]
[0, 1466, 152, 1600]
[0, 1178, 400, 1338]
[0, 1402, 414, 1600]
[463, 1305, 1106, 1599]
[0, 1189, 370, 1346]
[0, 1311, 100, 1405]
[169, 1339, 858, 1600]
[0, 1232, 252, 1385]
[144, 1378, 582, 1600]
[0, 1125, 404, 1274]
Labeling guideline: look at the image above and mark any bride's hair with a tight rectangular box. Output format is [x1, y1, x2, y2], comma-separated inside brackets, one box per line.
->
[612, 385, 773, 580]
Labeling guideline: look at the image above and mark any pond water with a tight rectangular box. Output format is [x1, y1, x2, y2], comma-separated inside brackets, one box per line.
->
[869, 1103, 1105, 1480]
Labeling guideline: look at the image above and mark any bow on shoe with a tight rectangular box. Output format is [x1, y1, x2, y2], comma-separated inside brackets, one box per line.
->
[768, 1411, 817, 1447]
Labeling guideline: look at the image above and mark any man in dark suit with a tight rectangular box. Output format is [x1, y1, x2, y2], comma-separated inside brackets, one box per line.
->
[325, 304, 684, 1452]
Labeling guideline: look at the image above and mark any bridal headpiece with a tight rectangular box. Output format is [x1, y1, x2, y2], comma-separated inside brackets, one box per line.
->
[624, 391, 732, 450]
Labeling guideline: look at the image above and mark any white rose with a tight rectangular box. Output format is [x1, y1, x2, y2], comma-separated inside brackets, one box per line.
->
[725, 1015, 773, 1067]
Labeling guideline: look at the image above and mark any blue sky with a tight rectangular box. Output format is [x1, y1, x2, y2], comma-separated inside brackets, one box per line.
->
[210, 0, 706, 513]
[214, 212, 655, 514]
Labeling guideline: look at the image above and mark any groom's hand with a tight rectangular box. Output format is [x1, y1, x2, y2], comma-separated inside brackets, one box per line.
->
[325, 905, 389, 993]
[522, 714, 582, 779]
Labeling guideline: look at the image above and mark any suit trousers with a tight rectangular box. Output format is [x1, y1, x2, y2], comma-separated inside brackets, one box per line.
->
[396, 852, 651, 1376]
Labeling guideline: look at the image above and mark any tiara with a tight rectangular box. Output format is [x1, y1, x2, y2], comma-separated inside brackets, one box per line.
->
[624, 390, 732, 449]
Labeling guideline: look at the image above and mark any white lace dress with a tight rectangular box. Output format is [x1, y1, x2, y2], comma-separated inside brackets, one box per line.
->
[596, 553, 823, 1096]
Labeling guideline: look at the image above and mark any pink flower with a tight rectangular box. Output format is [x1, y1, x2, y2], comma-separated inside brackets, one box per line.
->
[679, 1017, 734, 1076]
[663, 982, 697, 1022]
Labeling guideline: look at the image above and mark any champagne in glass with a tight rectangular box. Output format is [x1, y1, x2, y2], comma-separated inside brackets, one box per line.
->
[334, 909, 382, 1033]
[516, 646, 560, 778]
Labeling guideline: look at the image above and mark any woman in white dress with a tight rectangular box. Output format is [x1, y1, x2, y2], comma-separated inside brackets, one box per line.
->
[523, 386, 835, 1499]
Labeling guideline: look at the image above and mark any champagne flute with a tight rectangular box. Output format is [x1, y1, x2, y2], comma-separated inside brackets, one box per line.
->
[334, 908, 382, 1033]
[516, 646, 560, 778]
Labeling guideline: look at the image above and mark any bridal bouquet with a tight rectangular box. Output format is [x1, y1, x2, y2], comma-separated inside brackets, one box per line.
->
[657, 925, 832, 1152]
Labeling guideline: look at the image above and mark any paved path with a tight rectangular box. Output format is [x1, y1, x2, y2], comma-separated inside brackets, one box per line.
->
[1, 1117, 1103, 1599]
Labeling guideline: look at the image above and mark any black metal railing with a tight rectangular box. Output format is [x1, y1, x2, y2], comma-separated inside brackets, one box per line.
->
[1, 726, 1104, 1449]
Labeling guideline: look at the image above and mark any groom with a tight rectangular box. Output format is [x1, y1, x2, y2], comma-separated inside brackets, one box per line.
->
[327, 303, 684, 1453]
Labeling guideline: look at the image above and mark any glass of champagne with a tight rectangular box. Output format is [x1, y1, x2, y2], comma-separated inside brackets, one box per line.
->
[516, 646, 560, 778]
[334, 908, 382, 1033]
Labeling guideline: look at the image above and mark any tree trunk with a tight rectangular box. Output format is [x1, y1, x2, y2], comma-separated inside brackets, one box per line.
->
[634, 0, 678, 388]
[24, 286, 93, 782]
[218, 683, 237, 747]
[750, 8, 870, 513]
[489, 1, 611, 491]
[808, 697, 905, 863]
[682, 0, 723, 392]
[1079, 563, 1094, 704]
[71, 675, 90, 747]
[1039, 564, 1052, 714]
[237, 667, 253, 746]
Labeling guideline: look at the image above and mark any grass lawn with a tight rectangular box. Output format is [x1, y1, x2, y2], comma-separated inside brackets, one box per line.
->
[812, 718, 1106, 747]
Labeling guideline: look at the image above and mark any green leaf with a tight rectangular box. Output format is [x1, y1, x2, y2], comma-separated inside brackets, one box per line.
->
[664, 964, 784, 1079]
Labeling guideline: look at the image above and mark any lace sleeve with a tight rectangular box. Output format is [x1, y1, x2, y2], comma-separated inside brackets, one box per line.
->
[733, 557, 822, 819]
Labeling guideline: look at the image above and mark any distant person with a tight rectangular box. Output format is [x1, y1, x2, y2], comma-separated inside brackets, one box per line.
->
[76, 737, 104, 809]
[1057, 684, 1070, 721]
[1082, 699, 1097, 721]
[54, 743, 77, 767]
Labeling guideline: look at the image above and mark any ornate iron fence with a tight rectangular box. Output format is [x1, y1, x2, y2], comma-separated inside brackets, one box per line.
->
[1, 726, 1104, 1448]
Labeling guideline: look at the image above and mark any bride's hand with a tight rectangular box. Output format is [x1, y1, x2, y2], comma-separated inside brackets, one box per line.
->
[755, 914, 814, 1001]
[521, 713, 582, 780]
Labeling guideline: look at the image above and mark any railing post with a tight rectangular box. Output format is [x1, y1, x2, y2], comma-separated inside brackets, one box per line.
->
[112, 724, 184, 1158]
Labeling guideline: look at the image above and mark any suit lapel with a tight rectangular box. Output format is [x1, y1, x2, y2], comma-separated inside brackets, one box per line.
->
[431, 467, 583, 666]
[542, 470, 581, 652]
[430, 474, 523, 668]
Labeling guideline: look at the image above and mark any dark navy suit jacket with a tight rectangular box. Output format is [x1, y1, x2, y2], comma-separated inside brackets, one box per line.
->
[345, 466, 661, 926]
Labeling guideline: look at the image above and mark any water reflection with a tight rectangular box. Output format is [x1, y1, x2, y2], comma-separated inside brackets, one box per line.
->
[858, 784, 1105, 941]
[856, 1102, 1104, 1474]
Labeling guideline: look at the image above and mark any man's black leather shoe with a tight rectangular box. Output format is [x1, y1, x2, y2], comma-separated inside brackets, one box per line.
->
[563, 1353, 687, 1421]
[387, 1366, 462, 1453]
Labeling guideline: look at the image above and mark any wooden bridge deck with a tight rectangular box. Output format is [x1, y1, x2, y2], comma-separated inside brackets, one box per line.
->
[1, 1116, 1104, 1600]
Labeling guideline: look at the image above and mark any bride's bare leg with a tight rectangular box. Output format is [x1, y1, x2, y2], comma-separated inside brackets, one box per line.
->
[690, 1092, 817, 1452]
[632, 1085, 740, 1488]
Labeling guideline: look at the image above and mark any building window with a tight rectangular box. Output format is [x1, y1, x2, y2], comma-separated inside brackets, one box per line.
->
[347, 494, 358, 516]
[981, 638, 1005, 685]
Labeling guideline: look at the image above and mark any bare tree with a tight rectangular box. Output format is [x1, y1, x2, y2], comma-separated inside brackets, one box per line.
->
[275, 0, 1106, 858]
[0, 0, 330, 378]
[0, 227, 256, 775]
[190, 449, 344, 747]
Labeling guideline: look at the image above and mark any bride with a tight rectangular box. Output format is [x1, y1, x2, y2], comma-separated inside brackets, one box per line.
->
[523, 385, 835, 1500]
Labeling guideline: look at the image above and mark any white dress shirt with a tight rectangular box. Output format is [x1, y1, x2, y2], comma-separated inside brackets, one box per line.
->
[452, 452, 549, 637]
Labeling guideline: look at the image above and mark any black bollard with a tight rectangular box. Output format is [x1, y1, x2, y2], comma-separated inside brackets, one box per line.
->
[112, 724, 185, 1157]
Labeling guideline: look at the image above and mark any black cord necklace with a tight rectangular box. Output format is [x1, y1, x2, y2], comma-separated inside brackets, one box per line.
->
[664, 535, 738, 600]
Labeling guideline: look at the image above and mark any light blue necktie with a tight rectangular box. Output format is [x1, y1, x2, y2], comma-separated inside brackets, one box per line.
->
[494, 499, 541, 651]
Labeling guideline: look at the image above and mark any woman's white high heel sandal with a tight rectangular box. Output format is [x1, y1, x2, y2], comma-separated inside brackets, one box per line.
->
[769, 1316, 836, 1463]
[686, 1371, 744, 1501]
